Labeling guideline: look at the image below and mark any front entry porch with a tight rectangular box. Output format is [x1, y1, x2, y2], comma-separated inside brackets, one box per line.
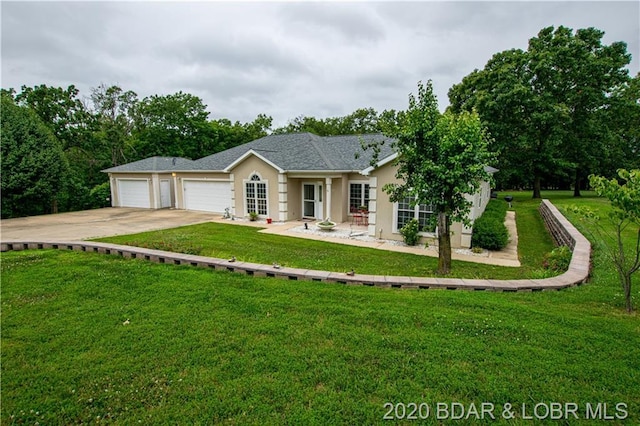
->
[302, 182, 324, 220]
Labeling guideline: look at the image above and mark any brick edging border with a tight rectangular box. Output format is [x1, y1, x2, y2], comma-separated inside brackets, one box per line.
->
[1, 200, 590, 292]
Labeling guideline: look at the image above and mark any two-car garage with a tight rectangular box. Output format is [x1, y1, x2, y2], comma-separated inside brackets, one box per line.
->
[104, 156, 232, 214]
[112, 177, 231, 214]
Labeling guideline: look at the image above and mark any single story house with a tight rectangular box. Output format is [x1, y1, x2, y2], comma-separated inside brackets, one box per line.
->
[103, 133, 496, 248]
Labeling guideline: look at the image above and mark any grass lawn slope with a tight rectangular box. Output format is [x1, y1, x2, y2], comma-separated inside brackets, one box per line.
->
[2, 192, 639, 424]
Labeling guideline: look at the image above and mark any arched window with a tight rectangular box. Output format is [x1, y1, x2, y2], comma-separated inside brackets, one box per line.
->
[246, 174, 267, 215]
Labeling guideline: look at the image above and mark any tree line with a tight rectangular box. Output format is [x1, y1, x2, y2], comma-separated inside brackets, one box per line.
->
[0, 85, 404, 218]
[2, 25, 638, 219]
[1, 85, 276, 218]
[448, 26, 639, 197]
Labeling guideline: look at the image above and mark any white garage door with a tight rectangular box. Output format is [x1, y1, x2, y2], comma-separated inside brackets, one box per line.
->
[183, 180, 231, 213]
[117, 179, 150, 208]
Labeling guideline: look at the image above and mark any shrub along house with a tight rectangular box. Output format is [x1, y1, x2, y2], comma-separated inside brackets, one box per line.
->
[103, 133, 496, 248]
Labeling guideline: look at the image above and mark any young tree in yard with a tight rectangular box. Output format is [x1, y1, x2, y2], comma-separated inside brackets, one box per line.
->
[586, 170, 640, 313]
[383, 81, 495, 274]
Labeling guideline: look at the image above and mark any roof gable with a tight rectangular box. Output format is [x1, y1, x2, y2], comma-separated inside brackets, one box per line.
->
[223, 149, 285, 173]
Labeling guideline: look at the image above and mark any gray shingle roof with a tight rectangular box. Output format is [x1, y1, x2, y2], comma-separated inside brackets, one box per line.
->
[187, 133, 396, 172]
[102, 156, 194, 173]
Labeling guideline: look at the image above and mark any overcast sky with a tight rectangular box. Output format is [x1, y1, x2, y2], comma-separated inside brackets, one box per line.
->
[2, 1, 638, 128]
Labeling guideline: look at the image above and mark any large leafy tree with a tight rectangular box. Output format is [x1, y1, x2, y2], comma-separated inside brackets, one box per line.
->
[449, 26, 632, 197]
[14, 84, 95, 152]
[383, 81, 495, 274]
[14, 84, 105, 210]
[600, 73, 640, 176]
[1, 94, 69, 218]
[210, 114, 273, 152]
[90, 84, 138, 167]
[133, 92, 214, 159]
[449, 49, 564, 194]
[531, 27, 632, 196]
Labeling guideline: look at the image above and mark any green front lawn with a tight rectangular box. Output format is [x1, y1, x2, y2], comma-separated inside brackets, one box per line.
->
[94, 195, 557, 280]
[2, 191, 639, 424]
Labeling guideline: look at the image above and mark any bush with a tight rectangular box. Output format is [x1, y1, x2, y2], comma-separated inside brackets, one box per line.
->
[89, 182, 112, 209]
[400, 218, 421, 246]
[543, 245, 572, 272]
[471, 200, 509, 250]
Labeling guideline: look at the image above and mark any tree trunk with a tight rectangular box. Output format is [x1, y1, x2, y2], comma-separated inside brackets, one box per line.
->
[624, 273, 633, 313]
[573, 168, 582, 197]
[437, 211, 452, 275]
[533, 175, 542, 199]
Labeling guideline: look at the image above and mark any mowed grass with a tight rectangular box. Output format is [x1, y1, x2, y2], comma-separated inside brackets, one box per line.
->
[2, 192, 639, 424]
[94, 196, 557, 280]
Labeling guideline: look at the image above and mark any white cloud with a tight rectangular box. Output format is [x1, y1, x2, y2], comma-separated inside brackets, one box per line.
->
[2, 1, 638, 128]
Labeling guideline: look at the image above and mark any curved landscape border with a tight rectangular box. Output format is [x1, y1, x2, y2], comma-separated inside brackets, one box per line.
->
[1, 200, 591, 292]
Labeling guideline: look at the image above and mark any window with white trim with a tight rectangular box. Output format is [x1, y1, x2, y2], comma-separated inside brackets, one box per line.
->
[246, 174, 267, 215]
[396, 196, 436, 233]
[349, 182, 370, 211]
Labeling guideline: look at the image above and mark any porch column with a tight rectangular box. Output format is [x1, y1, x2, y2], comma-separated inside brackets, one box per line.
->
[229, 173, 235, 217]
[325, 177, 332, 220]
[368, 177, 377, 237]
[278, 174, 288, 222]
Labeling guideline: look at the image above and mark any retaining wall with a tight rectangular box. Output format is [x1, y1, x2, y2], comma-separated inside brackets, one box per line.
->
[540, 200, 576, 249]
[1, 200, 590, 292]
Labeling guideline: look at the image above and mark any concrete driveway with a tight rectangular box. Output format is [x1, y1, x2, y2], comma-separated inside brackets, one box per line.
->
[0, 208, 219, 241]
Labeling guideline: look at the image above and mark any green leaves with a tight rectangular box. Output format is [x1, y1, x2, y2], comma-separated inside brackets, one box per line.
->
[589, 169, 640, 224]
[1, 94, 69, 218]
[449, 25, 633, 195]
[388, 81, 494, 221]
[585, 169, 640, 312]
[383, 80, 496, 273]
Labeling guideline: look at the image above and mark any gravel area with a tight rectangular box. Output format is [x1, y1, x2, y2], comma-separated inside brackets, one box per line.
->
[289, 224, 382, 242]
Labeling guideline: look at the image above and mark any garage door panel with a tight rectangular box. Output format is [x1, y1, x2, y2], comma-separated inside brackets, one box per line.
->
[183, 181, 231, 213]
[118, 180, 150, 208]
